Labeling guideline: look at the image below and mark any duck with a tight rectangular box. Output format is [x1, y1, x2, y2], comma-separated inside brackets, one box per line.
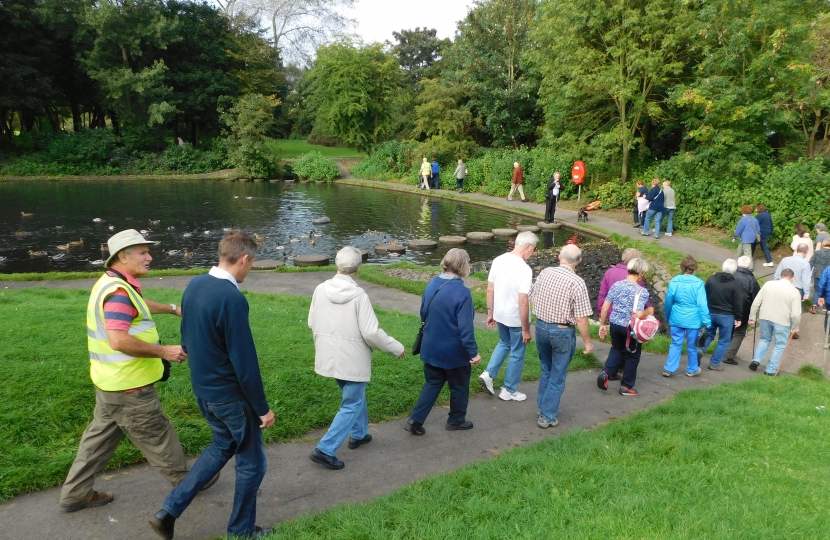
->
[204, 230, 211, 235]
[21, 212, 34, 217]
[15, 231, 26, 238]
[108, 225, 115, 231]
[140, 229, 150, 235]
[308, 231, 316, 246]
[246, 196, 253, 200]
[28, 250, 47, 257]
[223, 227, 232, 232]
[57, 243, 71, 251]
[50, 253, 66, 260]
[183, 250, 193, 259]
[149, 219, 161, 225]
[0, 256, 7, 263]
[313, 232, 323, 237]
[88, 259, 104, 266]
[68, 238, 84, 247]
[234, 196, 239, 199]
[167, 249, 181, 255]
[275, 245, 285, 250]
[100, 244, 109, 252]
[253, 233, 267, 241]
[55, 225, 64, 229]
[92, 217, 103, 223]
[182, 232, 192, 238]
[167, 226, 175, 231]
[289, 238, 301, 243]
[389, 253, 400, 257]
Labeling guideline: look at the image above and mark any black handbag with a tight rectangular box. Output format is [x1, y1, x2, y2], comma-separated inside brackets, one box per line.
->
[412, 278, 454, 355]
[695, 325, 709, 349]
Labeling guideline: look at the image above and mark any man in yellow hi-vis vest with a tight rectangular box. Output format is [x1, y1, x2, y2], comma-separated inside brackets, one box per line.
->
[60, 229, 213, 512]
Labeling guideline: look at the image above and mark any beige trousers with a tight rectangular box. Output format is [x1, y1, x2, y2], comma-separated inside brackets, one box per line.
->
[420, 175, 431, 190]
[508, 183, 525, 201]
[60, 385, 188, 504]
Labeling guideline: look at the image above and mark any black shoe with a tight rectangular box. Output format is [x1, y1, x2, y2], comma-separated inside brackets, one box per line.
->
[347, 434, 372, 449]
[149, 510, 175, 540]
[764, 372, 775, 376]
[749, 361, 759, 371]
[404, 419, 425, 435]
[309, 448, 344, 470]
[723, 358, 738, 365]
[445, 420, 474, 431]
[597, 371, 608, 391]
[200, 471, 220, 491]
[251, 526, 273, 538]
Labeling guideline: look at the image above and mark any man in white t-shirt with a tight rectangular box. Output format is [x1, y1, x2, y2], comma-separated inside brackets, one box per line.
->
[478, 231, 537, 401]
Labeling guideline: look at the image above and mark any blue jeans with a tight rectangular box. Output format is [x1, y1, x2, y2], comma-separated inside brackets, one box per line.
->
[752, 320, 791, 374]
[409, 363, 471, 425]
[484, 322, 527, 393]
[456, 177, 464, 190]
[643, 209, 664, 237]
[162, 398, 266, 538]
[702, 312, 734, 366]
[602, 323, 643, 389]
[317, 380, 368, 457]
[535, 322, 576, 422]
[664, 209, 675, 234]
[431, 173, 440, 188]
[752, 238, 772, 263]
[664, 326, 700, 374]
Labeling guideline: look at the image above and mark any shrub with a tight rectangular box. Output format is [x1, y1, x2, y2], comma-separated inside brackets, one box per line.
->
[351, 140, 416, 180]
[292, 151, 339, 181]
[222, 93, 279, 178]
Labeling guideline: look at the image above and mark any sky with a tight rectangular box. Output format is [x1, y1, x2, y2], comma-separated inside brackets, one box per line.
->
[348, 0, 476, 44]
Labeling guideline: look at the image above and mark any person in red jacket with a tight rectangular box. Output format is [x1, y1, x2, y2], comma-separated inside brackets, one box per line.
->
[507, 162, 526, 202]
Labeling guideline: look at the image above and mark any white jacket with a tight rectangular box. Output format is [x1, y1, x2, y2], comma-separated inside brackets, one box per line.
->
[308, 274, 404, 382]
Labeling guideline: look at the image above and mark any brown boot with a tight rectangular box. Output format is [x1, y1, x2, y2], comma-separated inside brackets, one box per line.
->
[60, 491, 114, 513]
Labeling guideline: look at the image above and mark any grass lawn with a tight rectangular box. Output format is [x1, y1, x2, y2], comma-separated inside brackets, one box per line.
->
[0, 287, 599, 500]
[266, 140, 365, 159]
[265, 375, 830, 539]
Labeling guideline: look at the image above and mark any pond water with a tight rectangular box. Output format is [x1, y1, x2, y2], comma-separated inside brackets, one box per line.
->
[0, 180, 583, 273]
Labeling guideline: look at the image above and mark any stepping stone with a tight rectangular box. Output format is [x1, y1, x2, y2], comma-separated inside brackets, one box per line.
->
[254, 178, 265, 183]
[439, 235, 467, 244]
[251, 259, 284, 270]
[312, 216, 331, 225]
[239, 178, 250, 183]
[293, 254, 330, 267]
[516, 225, 541, 233]
[408, 239, 438, 249]
[537, 221, 562, 230]
[466, 231, 494, 241]
[374, 243, 406, 254]
[224, 178, 235, 182]
[492, 228, 518, 236]
[269, 179, 280, 183]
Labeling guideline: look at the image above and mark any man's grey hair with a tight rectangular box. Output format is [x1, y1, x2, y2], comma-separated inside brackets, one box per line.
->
[722, 258, 738, 274]
[515, 231, 538, 247]
[621, 248, 642, 264]
[737, 256, 752, 269]
[335, 246, 363, 274]
[780, 268, 795, 279]
[441, 248, 471, 277]
[816, 222, 827, 232]
[627, 257, 649, 275]
[559, 244, 582, 265]
[796, 243, 809, 254]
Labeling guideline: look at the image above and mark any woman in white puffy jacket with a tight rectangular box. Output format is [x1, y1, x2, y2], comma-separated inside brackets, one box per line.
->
[307, 246, 405, 470]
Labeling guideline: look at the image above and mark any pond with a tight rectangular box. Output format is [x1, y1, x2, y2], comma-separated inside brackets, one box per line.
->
[0, 180, 584, 273]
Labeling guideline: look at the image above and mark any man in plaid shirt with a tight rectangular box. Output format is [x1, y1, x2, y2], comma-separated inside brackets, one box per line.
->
[529, 244, 594, 428]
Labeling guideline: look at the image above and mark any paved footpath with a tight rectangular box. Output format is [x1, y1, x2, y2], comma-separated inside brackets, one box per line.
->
[0, 183, 825, 539]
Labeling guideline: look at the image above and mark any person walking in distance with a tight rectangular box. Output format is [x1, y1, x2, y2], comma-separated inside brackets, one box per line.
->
[662, 180, 676, 236]
[454, 159, 468, 193]
[732, 205, 761, 270]
[60, 229, 201, 513]
[419, 157, 431, 190]
[774, 243, 811, 338]
[529, 245, 593, 428]
[478, 232, 537, 401]
[544, 172, 561, 223]
[752, 203, 774, 267]
[641, 178, 665, 239]
[699, 259, 744, 370]
[430, 157, 440, 189]
[149, 231, 273, 540]
[633, 180, 647, 228]
[722, 256, 760, 365]
[747, 269, 802, 376]
[507, 161, 527, 202]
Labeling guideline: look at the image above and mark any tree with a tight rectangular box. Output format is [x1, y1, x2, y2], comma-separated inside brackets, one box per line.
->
[451, 0, 539, 149]
[221, 93, 279, 177]
[304, 41, 403, 152]
[390, 28, 450, 84]
[532, 0, 696, 182]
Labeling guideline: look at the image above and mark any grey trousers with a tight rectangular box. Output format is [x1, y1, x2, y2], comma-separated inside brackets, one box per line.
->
[724, 322, 749, 361]
[60, 385, 188, 504]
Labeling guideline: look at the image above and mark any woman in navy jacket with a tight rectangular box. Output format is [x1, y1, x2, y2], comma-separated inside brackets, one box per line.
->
[405, 249, 481, 435]
[753, 203, 774, 267]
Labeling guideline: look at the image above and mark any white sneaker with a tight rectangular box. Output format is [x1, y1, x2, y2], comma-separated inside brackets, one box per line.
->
[498, 387, 527, 402]
[762, 262, 774, 267]
[478, 372, 495, 395]
[665, 233, 672, 237]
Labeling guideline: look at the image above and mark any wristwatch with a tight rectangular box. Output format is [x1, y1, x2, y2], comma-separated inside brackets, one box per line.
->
[169, 304, 177, 314]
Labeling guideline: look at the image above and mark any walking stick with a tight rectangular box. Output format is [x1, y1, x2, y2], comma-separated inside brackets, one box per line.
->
[823, 311, 830, 376]
[774, 334, 795, 376]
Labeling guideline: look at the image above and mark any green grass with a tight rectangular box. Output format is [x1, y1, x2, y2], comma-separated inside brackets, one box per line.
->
[0, 268, 209, 282]
[265, 376, 830, 539]
[0, 287, 598, 500]
[610, 233, 722, 278]
[266, 140, 365, 159]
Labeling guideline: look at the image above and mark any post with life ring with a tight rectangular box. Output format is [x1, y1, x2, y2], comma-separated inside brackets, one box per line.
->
[572, 161, 586, 202]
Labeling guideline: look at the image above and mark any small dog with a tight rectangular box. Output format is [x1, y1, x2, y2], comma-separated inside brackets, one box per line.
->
[577, 207, 589, 222]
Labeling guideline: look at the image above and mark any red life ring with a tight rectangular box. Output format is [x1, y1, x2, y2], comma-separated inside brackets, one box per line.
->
[572, 160, 586, 185]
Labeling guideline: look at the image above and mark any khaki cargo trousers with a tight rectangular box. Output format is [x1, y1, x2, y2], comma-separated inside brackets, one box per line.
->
[60, 385, 188, 505]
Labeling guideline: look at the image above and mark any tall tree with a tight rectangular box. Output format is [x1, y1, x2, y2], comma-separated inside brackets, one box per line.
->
[390, 28, 450, 84]
[532, 0, 696, 182]
[451, 0, 539, 149]
[304, 41, 402, 152]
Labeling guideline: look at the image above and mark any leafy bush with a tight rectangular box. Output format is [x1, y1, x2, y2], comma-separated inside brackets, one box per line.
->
[292, 151, 339, 181]
[464, 147, 576, 202]
[351, 140, 416, 180]
[222, 93, 279, 178]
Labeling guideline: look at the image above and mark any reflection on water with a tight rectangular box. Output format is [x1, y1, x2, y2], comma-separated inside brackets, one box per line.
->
[0, 180, 580, 273]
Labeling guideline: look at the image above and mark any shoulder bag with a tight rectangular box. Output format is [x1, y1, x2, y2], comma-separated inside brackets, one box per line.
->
[412, 278, 454, 355]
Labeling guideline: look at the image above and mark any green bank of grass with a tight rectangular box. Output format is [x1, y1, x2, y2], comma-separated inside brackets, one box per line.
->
[0, 287, 598, 500]
[265, 376, 830, 539]
[609, 232, 722, 278]
[0, 267, 209, 282]
[267, 140, 365, 159]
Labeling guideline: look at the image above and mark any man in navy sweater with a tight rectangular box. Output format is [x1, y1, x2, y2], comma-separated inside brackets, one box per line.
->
[150, 231, 274, 540]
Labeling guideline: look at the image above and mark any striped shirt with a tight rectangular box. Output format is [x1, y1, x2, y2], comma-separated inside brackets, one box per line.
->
[530, 265, 593, 325]
[103, 271, 141, 331]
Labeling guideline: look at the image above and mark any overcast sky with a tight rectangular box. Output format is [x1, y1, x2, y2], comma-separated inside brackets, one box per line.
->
[349, 0, 476, 45]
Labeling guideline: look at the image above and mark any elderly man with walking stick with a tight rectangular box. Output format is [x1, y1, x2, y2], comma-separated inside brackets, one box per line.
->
[747, 268, 802, 376]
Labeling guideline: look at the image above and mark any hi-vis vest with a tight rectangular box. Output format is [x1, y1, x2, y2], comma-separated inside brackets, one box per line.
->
[86, 273, 163, 391]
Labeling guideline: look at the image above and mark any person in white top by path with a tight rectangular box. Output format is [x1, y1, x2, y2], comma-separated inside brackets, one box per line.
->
[478, 231, 537, 402]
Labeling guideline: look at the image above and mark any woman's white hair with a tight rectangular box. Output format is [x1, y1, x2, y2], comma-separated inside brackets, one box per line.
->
[722, 258, 738, 274]
[627, 257, 649, 275]
[335, 246, 363, 274]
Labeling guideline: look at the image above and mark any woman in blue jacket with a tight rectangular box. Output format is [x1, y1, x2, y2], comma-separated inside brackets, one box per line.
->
[405, 249, 481, 435]
[753, 203, 774, 267]
[662, 256, 711, 377]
